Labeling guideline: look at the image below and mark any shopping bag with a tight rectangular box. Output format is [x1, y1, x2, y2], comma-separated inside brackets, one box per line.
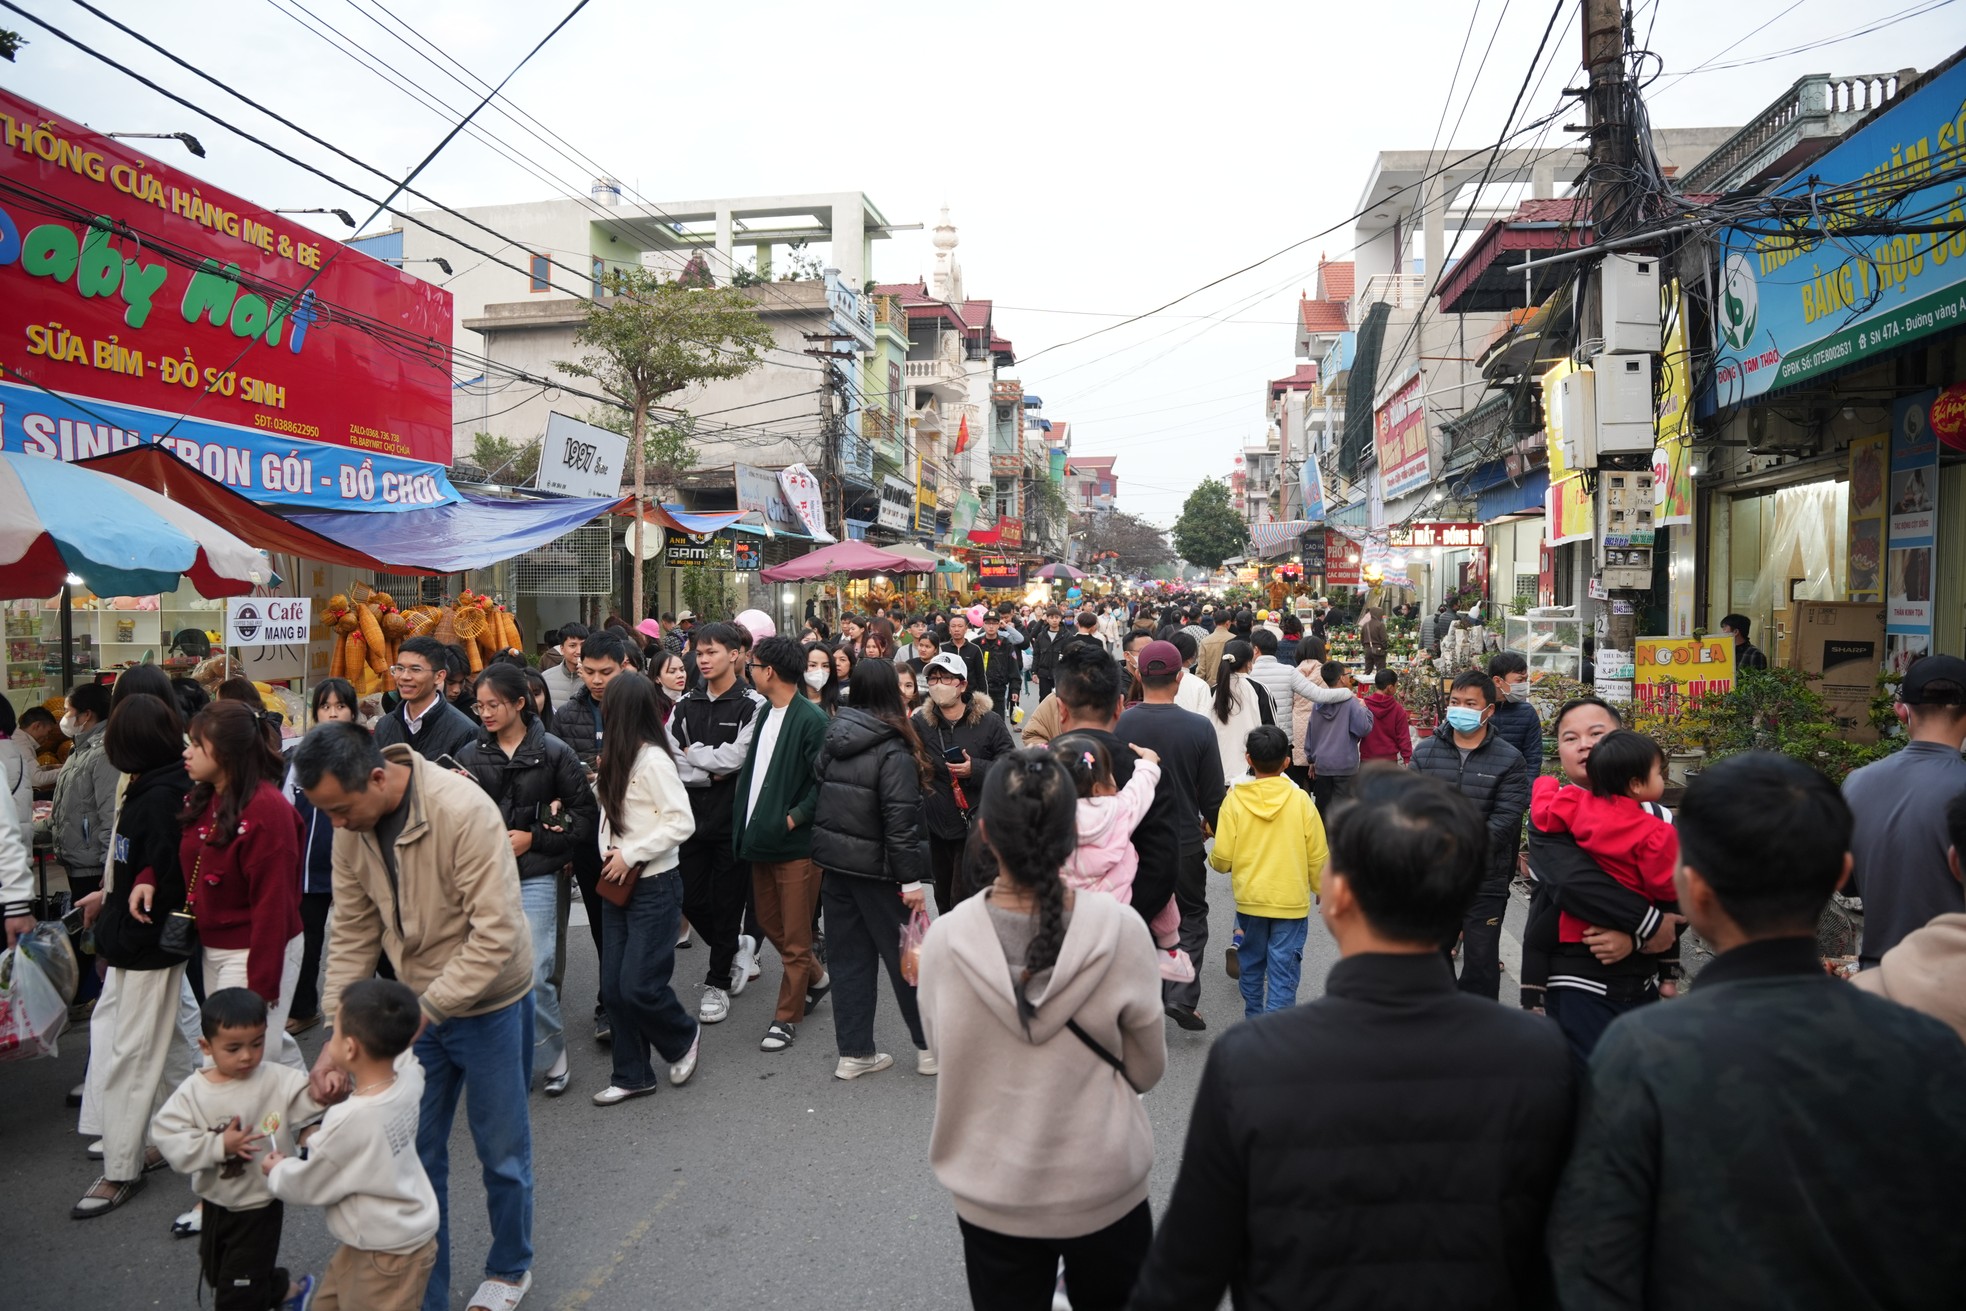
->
[0, 926, 73, 1062]
[899, 907, 931, 986]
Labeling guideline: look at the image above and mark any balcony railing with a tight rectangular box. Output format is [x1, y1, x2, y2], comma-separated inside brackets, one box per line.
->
[872, 294, 909, 334]
[905, 358, 964, 387]
[1679, 71, 1910, 193]
[1350, 274, 1429, 322]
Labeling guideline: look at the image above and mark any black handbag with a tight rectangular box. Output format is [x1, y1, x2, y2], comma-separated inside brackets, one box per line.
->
[157, 845, 202, 960]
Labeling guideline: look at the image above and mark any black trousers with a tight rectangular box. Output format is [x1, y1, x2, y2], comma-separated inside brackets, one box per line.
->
[929, 835, 968, 915]
[290, 891, 331, 1019]
[1547, 986, 1654, 1071]
[678, 833, 748, 989]
[1308, 770, 1354, 816]
[200, 1199, 287, 1310]
[1161, 847, 1208, 1011]
[571, 841, 606, 1014]
[821, 873, 924, 1058]
[1457, 865, 1512, 999]
[958, 1199, 1152, 1311]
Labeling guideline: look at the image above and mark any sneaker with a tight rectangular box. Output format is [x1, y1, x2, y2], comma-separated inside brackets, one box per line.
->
[283, 1272, 319, 1311]
[591, 1083, 657, 1106]
[284, 1012, 320, 1037]
[1225, 927, 1244, 979]
[66, 1082, 85, 1109]
[742, 935, 763, 979]
[804, 971, 833, 1015]
[833, 1052, 893, 1080]
[698, 986, 730, 1024]
[729, 936, 757, 996]
[1158, 948, 1197, 984]
[677, 921, 693, 948]
[593, 1017, 613, 1044]
[669, 1030, 700, 1086]
[916, 1048, 939, 1076]
[1164, 1002, 1206, 1031]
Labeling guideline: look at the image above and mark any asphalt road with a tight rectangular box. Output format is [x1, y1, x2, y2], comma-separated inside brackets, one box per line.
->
[2, 871, 1526, 1310]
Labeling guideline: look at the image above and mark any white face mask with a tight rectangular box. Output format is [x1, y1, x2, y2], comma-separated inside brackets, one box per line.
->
[803, 669, 829, 690]
[927, 683, 963, 707]
[1507, 682, 1532, 702]
[59, 712, 78, 737]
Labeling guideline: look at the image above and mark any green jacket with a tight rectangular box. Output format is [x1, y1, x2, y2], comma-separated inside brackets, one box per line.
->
[731, 694, 829, 863]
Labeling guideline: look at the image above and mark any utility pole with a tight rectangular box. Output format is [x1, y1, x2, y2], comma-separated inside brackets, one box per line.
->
[805, 333, 856, 540]
[1580, 0, 1652, 674]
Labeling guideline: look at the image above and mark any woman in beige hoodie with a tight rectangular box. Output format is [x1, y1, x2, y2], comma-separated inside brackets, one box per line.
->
[918, 747, 1167, 1311]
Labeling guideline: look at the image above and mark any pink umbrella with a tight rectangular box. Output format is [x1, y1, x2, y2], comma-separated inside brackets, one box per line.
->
[759, 540, 930, 582]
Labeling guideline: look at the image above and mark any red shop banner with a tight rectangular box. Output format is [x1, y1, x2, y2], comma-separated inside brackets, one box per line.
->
[1324, 529, 1361, 586]
[0, 91, 455, 507]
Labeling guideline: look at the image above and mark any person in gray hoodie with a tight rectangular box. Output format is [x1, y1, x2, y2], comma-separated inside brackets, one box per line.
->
[44, 682, 119, 897]
[1303, 663, 1374, 815]
[918, 747, 1167, 1310]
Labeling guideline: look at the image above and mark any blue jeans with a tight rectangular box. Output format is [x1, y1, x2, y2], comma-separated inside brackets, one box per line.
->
[599, 869, 699, 1089]
[415, 993, 535, 1311]
[519, 875, 569, 1076]
[1234, 913, 1308, 1017]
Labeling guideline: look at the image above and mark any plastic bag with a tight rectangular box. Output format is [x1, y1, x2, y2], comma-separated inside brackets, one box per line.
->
[899, 908, 930, 986]
[0, 926, 73, 1062]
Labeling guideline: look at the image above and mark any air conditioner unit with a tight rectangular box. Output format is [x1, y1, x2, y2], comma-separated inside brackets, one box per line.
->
[1555, 366, 1597, 470]
[1600, 252, 1662, 354]
[1595, 354, 1655, 457]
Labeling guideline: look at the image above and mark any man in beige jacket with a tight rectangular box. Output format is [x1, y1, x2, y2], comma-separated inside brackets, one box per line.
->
[294, 727, 536, 1311]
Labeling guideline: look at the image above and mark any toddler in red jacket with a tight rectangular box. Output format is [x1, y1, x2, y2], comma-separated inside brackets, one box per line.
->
[1529, 729, 1679, 943]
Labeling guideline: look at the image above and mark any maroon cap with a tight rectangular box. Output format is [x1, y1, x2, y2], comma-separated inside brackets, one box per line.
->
[1138, 640, 1185, 677]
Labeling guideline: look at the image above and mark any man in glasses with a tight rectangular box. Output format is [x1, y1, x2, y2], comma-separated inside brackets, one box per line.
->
[373, 634, 479, 762]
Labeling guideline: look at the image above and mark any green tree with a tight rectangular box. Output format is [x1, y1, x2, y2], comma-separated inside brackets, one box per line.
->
[579, 407, 696, 489]
[0, 30, 22, 61]
[557, 267, 773, 618]
[1075, 508, 1174, 575]
[1172, 477, 1247, 571]
[469, 430, 539, 485]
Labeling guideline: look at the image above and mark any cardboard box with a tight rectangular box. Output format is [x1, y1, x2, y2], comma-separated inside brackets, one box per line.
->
[1790, 602, 1886, 741]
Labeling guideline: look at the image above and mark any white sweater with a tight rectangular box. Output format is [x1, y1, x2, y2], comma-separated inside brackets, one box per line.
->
[152, 1063, 322, 1210]
[595, 743, 696, 876]
[266, 1056, 439, 1255]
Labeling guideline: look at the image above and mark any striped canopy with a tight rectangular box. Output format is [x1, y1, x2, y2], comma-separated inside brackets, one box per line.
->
[0, 451, 267, 599]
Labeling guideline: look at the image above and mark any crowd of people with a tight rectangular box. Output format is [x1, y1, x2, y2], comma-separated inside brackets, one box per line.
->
[4, 588, 1965, 1311]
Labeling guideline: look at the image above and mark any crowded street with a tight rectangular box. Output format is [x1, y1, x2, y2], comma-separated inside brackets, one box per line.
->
[6, 2, 1966, 1309]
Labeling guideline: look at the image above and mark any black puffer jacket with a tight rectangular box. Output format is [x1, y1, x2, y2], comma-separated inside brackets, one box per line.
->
[552, 685, 605, 766]
[810, 708, 928, 884]
[1131, 952, 1575, 1311]
[95, 762, 192, 971]
[456, 717, 596, 880]
[912, 692, 1017, 841]
[1409, 721, 1530, 875]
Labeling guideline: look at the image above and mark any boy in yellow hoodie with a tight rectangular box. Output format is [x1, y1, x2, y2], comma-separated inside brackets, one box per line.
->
[1209, 725, 1328, 1016]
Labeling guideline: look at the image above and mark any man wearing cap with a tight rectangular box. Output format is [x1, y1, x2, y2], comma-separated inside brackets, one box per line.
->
[1844, 654, 1966, 967]
[1119, 639, 1228, 1029]
[914, 651, 1016, 911]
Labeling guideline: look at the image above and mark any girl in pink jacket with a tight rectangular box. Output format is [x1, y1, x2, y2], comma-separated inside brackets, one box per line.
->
[1053, 735, 1194, 982]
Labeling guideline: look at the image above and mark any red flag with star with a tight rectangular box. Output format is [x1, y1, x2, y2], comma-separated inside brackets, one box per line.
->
[955, 413, 971, 454]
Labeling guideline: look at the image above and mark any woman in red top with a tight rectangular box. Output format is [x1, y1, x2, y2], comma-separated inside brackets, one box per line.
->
[138, 700, 306, 1070]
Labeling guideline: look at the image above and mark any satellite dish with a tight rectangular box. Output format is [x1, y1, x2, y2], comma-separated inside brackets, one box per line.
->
[628, 524, 665, 559]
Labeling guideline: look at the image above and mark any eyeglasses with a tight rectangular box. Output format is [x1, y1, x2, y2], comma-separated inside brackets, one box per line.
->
[389, 664, 432, 677]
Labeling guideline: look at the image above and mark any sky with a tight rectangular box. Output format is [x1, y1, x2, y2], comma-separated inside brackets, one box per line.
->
[4, 0, 1960, 526]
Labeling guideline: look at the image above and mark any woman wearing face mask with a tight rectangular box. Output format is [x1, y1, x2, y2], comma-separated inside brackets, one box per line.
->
[1484, 651, 1544, 768]
[912, 652, 1017, 914]
[803, 642, 843, 716]
[43, 682, 120, 908]
[458, 663, 599, 1097]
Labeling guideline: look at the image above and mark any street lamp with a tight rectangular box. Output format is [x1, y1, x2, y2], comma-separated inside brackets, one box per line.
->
[276, 207, 356, 228]
[391, 257, 453, 276]
[108, 131, 204, 157]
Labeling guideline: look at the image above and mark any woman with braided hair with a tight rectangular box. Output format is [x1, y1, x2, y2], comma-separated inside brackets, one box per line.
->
[918, 747, 1168, 1311]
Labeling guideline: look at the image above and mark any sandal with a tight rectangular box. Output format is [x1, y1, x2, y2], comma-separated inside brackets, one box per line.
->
[760, 1021, 795, 1052]
[467, 1271, 533, 1311]
[804, 973, 832, 1016]
[142, 1145, 169, 1174]
[70, 1175, 145, 1220]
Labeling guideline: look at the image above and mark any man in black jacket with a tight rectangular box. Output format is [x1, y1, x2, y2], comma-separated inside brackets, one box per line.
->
[1409, 671, 1530, 999]
[1132, 767, 1575, 1311]
[551, 627, 634, 1040]
[669, 622, 765, 1027]
[971, 611, 1026, 720]
[1027, 608, 1066, 702]
[939, 612, 988, 691]
[371, 635, 478, 762]
[1548, 753, 1966, 1310]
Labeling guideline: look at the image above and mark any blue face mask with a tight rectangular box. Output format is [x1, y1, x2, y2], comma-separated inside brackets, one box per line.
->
[1445, 706, 1485, 734]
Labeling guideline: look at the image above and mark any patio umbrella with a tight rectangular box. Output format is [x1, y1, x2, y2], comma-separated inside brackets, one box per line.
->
[1033, 562, 1086, 581]
[759, 539, 931, 582]
[0, 451, 266, 599]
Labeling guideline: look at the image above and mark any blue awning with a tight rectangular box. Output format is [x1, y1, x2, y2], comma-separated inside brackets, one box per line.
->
[286, 492, 626, 573]
[1476, 469, 1549, 520]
